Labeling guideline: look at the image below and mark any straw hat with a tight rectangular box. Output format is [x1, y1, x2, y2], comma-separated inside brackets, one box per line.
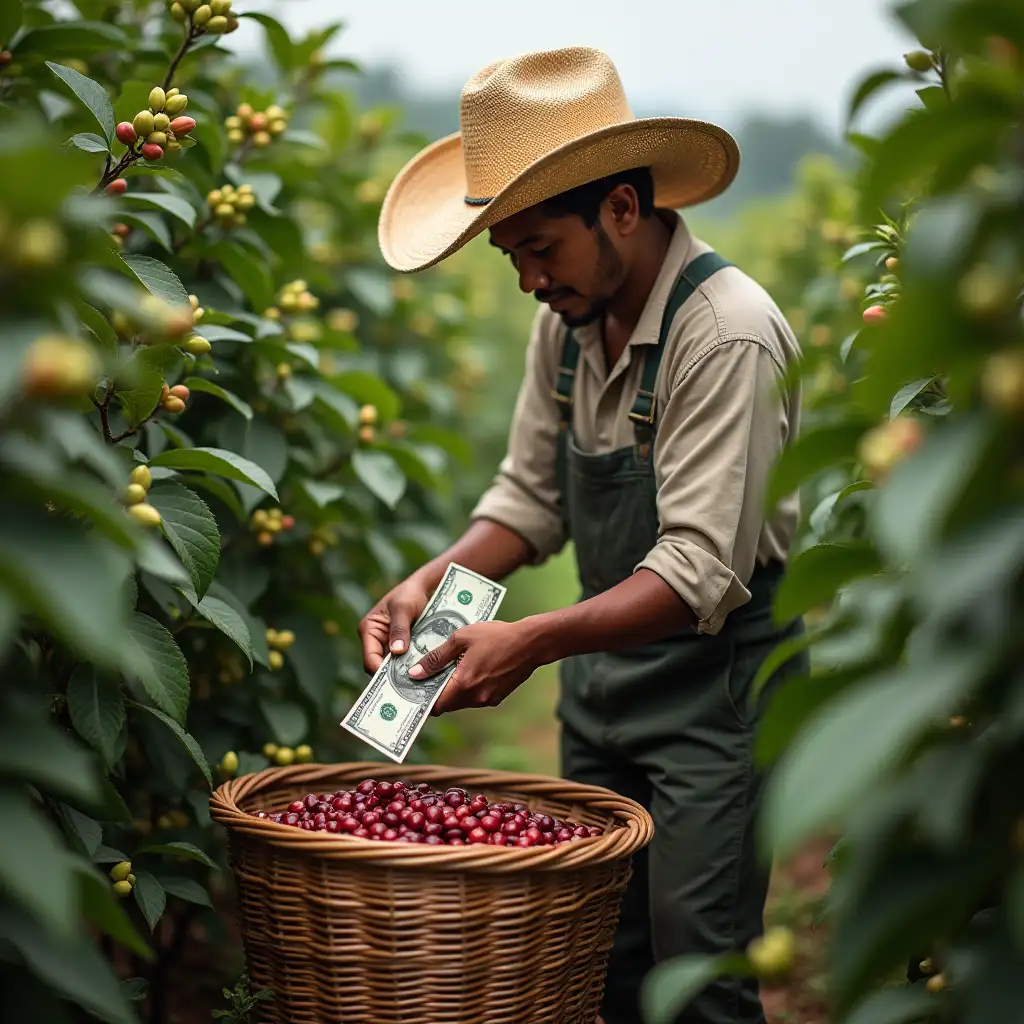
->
[378, 46, 739, 273]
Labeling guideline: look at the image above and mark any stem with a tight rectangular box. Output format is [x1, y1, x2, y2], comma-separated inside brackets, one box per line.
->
[94, 383, 152, 444]
[163, 23, 201, 93]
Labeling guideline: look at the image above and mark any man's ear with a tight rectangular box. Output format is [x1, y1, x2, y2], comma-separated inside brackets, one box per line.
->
[603, 184, 641, 237]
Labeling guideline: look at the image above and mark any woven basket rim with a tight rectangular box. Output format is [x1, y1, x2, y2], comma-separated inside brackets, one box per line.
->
[209, 761, 654, 872]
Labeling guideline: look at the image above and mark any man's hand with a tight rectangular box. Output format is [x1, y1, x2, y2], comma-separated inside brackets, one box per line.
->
[358, 574, 433, 673]
[407, 620, 543, 715]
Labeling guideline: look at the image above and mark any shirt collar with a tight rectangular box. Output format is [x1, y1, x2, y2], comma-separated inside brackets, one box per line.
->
[573, 210, 696, 349]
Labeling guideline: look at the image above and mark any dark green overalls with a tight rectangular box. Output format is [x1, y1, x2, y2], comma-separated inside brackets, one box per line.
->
[552, 252, 807, 1024]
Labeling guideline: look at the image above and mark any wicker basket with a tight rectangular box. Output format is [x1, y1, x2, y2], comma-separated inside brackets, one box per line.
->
[210, 761, 654, 1024]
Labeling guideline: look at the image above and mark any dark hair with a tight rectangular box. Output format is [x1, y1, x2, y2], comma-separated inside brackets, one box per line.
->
[539, 166, 655, 227]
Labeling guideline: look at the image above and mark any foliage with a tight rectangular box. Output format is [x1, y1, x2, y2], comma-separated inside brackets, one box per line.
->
[0, 2, 486, 1021]
[644, 2, 1024, 1022]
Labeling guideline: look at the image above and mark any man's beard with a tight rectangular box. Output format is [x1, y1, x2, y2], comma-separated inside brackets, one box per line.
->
[546, 224, 623, 328]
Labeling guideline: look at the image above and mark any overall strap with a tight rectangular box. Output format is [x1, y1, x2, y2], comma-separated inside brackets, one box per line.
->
[552, 330, 582, 429]
[628, 250, 733, 431]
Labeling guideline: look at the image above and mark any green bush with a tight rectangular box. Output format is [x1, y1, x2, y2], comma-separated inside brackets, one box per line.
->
[0, 1, 486, 1020]
[643, 2, 1024, 1022]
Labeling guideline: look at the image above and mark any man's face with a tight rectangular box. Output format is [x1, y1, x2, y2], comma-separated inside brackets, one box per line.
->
[488, 205, 626, 328]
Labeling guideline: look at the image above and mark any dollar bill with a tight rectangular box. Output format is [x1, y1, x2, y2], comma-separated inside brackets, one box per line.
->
[340, 563, 506, 762]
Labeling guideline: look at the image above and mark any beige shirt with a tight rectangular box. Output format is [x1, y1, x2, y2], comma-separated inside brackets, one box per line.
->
[471, 211, 802, 635]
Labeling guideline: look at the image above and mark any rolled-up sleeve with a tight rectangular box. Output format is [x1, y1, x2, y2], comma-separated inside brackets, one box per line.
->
[470, 310, 567, 562]
[637, 335, 789, 634]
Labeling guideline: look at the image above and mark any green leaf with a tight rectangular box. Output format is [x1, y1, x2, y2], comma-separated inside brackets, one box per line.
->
[137, 841, 215, 868]
[133, 704, 212, 788]
[68, 132, 110, 154]
[192, 594, 252, 666]
[765, 651, 986, 859]
[135, 535, 191, 589]
[841, 240, 888, 263]
[149, 446, 278, 500]
[768, 422, 867, 508]
[56, 804, 102, 857]
[76, 861, 152, 959]
[158, 876, 212, 907]
[183, 377, 252, 420]
[118, 253, 190, 309]
[302, 480, 345, 507]
[239, 11, 295, 71]
[346, 268, 394, 315]
[774, 543, 883, 623]
[915, 85, 946, 112]
[641, 953, 750, 1024]
[122, 210, 173, 253]
[183, 475, 246, 522]
[752, 626, 824, 696]
[123, 613, 190, 725]
[889, 378, 935, 418]
[0, 787, 77, 937]
[192, 324, 252, 343]
[121, 979, 148, 1002]
[809, 480, 872, 537]
[147, 482, 220, 600]
[352, 450, 406, 509]
[114, 352, 163, 429]
[874, 416, 990, 565]
[841, 980, 939, 1024]
[72, 301, 118, 354]
[260, 698, 308, 747]
[67, 667, 124, 768]
[279, 617, 337, 713]
[847, 68, 904, 125]
[45, 62, 115, 144]
[0, 904, 136, 1024]
[131, 869, 166, 932]
[0, 506, 131, 667]
[0, 0, 22, 43]
[330, 371, 401, 422]
[211, 240, 274, 311]
[124, 192, 197, 229]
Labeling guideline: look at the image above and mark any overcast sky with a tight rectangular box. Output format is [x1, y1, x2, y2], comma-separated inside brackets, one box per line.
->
[236, 0, 918, 136]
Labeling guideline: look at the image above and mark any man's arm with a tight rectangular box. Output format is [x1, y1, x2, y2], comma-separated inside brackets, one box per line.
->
[409, 519, 534, 594]
[526, 567, 696, 664]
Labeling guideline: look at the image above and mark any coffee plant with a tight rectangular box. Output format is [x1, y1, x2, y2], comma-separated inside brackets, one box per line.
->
[643, 1, 1024, 1022]
[0, 1, 481, 1021]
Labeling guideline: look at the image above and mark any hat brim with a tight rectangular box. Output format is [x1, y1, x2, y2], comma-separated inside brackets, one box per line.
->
[378, 117, 739, 273]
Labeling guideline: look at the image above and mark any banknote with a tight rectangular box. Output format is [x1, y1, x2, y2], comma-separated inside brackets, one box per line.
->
[341, 563, 506, 762]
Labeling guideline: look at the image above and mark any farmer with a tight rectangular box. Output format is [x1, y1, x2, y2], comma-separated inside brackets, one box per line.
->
[360, 46, 806, 1024]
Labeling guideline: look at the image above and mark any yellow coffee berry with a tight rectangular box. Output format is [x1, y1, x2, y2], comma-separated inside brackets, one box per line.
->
[148, 87, 167, 113]
[294, 744, 313, 763]
[124, 484, 147, 505]
[130, 465, 152, 490]
[262, 742, 278, 759]
[220, 750, 239, 776]
[268, 650, 284, 670]
[273, 745, 294, 766]
[359, 404, 378, 426]
[109, 861, 132, 883]
[128, 503, 162, 528]
[113, 880, 133, 898]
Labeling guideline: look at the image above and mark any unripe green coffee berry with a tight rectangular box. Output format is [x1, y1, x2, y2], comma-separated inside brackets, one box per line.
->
[166, 88, 180, 98]
[110, 861, 133, 882]
[193, 4, 212, 25]
[294, 744, 313, 763]
[165, 94, 189, 116]
[211, 0, 231, 12]
[147, 131, 168, 147]
[227, 129, 245, 144]
[220, 750, 239, 775]
[186, 336, 212, 355]
[113, 880, 133, 897]
[166, 140, 182, 154]
[149, 86, 166, 112]
[153, 112, 170, 132]
[127, 873, 136, 885]
[170, 2, 186, 22]
[133, 110, 155, 136]
[181, 0, 200, 8]
[236, 193, 255, 211]
[215, 203, 235, 219]
[206, 15, 228, 32]
[124, 484, 147, 505]
[904, 50, 934, 73]
[232, 213, 246, 228]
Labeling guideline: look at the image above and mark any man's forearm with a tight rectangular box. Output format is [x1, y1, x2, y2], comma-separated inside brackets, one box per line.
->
[414, 518, 534, 592]
[526, 568, 697, 664]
